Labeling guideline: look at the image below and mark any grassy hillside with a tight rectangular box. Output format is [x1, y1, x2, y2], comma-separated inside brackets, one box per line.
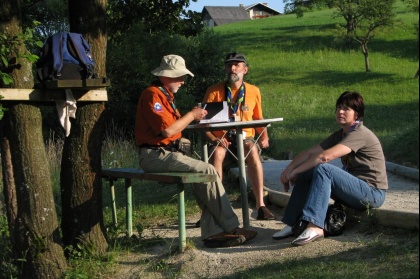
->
[213, 1, 419, 168]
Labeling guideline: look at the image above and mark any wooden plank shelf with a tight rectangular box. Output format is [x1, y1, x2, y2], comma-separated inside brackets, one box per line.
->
[0, 78, 110, 102]
[0, 88, 108, 102]
[42, 78, 110, 89]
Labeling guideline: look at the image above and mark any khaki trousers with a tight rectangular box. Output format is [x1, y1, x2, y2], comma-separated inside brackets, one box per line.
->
[138, 147, 239, 240]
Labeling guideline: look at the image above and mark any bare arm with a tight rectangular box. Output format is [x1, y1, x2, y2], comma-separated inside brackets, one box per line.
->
[162, 107, 208, 138]
[280, 144, 352, 192]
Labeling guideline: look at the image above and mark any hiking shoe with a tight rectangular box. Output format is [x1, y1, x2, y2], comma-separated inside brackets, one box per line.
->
[203, 232, 246, 248]
[257, 206, 276, 220]
[203, 235, 246, 248]
[230, 227, 258, 242]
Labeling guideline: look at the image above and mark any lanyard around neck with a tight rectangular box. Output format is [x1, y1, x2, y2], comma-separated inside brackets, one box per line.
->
[225, 82, 245, 114]
[158, 86, 180, 119]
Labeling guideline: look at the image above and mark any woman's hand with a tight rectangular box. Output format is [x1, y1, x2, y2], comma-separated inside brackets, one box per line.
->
[280, 171, 290, 192]
[280, 170, 296, 193]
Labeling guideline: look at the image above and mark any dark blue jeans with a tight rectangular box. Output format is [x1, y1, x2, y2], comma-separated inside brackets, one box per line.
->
[282, 164, 386, 228]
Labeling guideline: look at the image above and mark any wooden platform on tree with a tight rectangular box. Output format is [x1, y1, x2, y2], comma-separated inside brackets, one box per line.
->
[42, 78, 110, 89]
[0, 78, 110, 102]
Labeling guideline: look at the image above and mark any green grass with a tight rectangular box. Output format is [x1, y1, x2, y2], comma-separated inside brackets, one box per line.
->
[212, 1, 419, 168]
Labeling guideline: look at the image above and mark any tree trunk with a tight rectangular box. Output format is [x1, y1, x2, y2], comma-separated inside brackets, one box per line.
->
[1, 1, 68, 277]
[60, 102, 108, 253]
[0, 115, 18, 257]
[361, 42, 371, 72]
[61, 0, 108, 254]
[9, 104, 68, 278]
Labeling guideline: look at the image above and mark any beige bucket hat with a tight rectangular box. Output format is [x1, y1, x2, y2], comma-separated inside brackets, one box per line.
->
[151, 54, 194, 78]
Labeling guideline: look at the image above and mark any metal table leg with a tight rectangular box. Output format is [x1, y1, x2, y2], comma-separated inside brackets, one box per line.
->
[236, 127, 249, 228]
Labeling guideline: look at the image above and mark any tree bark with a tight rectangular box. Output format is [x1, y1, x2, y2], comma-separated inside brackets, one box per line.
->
[61, 0, 108, 254]
[9, 104, 68, 278]
[0, 115, 18, 257]
[60, 102, 108, 253]
[361, 42, 371, 72]
[1, 1, 68, 277]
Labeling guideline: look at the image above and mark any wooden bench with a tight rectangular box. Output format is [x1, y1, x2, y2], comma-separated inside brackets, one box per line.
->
[101, 168, 217, 252]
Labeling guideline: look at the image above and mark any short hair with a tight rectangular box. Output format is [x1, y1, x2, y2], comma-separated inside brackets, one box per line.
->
[336, 91, 365, 120]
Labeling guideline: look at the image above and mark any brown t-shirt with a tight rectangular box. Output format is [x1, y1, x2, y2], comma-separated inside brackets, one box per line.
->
[320, 122, 388, 190]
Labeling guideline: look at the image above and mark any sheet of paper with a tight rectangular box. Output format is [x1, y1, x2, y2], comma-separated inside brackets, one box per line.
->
[199, 101, 230, 124]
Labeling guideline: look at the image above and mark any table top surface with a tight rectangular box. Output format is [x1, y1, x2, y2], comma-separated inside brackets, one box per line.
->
[186, 117, 284, 131]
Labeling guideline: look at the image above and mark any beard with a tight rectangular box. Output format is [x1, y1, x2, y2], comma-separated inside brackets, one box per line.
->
[227, 73, 240, 83]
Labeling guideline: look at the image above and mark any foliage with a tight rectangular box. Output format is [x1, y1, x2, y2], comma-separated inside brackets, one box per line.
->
[107, 0, 204, 41]
[0, 215, 17, 279]
[106, 26, 229, 136]
[283, 0, 319, 16]
[0, 26, 42, 86]
[334, 0, 397, 72]
[62, 244, 115, 279]
[22, 0, 69, 37]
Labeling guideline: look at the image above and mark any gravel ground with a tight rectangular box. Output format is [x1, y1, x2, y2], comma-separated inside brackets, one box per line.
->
[109, 160, 419, 279]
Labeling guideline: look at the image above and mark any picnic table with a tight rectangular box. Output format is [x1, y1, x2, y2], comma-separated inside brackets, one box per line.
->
[186, 118, 284, 228]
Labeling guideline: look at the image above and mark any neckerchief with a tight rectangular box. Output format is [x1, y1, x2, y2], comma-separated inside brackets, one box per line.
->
[225, 82, 245, 114]
[341, 120, 360, 171]
[158, 86, 180, 119]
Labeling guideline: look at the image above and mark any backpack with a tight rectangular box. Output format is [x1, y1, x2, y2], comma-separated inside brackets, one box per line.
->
[292, 201, 347, 237]
[36, 32, 96, 82]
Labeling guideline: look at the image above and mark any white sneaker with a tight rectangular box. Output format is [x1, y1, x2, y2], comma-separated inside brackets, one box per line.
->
[272, 225, 293, 240]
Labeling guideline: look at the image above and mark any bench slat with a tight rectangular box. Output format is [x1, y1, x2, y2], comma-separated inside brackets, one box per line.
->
[102, 168, 217, 184]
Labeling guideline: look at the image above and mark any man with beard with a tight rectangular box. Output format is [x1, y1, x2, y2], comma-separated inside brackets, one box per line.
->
[202, 52, 275, 221]
[136, 54, 257, 248]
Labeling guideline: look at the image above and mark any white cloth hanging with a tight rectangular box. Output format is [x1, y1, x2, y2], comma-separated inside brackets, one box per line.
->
[55, 89, 77, 137]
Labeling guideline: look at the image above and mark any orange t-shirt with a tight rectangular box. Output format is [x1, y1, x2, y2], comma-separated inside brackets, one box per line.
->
[135, 85, 181, 146]
[203, 81, 264, 139]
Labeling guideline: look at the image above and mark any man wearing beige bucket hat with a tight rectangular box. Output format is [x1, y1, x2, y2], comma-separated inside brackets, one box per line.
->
[135, 54, 257, 248]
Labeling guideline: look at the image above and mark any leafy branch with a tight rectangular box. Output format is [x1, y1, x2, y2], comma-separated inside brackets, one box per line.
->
[0, 24, 42, 120]
[0, 25, 42, 86]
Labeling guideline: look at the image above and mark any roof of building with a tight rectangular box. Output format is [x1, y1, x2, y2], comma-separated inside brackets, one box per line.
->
[202, 6, 250, 26]
[244, 2, 282, 14]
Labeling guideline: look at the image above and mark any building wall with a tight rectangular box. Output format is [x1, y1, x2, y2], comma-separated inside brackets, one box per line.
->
[247, 5, 278, 19]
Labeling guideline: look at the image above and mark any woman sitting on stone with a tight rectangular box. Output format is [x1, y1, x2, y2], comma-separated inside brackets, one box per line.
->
[273, 91, 388, 246]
